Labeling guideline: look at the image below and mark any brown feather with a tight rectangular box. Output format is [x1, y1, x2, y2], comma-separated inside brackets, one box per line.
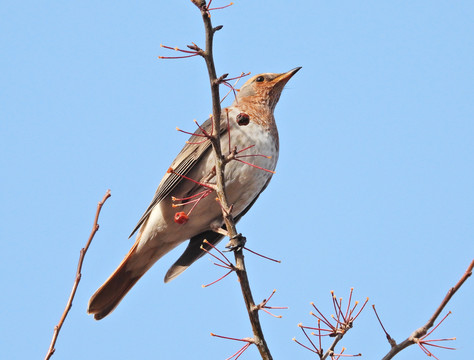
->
[87, 68, 301, 319]
[87, 240, 142, 320]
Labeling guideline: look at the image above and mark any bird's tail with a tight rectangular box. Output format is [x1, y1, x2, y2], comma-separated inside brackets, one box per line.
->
[87, 234, 176, 320]
[87, 241, 144, 320]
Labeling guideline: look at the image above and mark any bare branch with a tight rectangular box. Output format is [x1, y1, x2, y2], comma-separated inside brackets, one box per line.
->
[321, 334, 344, 360]
[193, 2, 273, 359]
[44, 190, 111, 360]
[372, 305, 397, 348]
[381, 259, 474, 360]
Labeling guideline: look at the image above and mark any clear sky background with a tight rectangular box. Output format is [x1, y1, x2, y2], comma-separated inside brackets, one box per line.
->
[1, 1, 473, 359]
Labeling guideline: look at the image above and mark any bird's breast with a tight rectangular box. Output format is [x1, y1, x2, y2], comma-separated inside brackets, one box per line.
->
[217, 110, 279, 214]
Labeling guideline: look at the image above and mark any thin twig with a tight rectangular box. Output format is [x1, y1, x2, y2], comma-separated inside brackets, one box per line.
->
[381, 259, 474, 360]
[372, 305, 397, 348]
[192, 1, 273, 359]
[321, 334, 344, 360]
[44, 190, 111, 360]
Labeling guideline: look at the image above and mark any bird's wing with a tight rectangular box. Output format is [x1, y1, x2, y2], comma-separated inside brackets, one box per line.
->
[164, 175, 273, 282]
[129, 116, 227, 238]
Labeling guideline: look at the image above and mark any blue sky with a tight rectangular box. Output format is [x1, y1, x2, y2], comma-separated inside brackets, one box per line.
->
[1, 1, 473, 359]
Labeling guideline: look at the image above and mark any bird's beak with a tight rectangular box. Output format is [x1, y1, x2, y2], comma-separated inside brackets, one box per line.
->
[273, 67, 302, 85]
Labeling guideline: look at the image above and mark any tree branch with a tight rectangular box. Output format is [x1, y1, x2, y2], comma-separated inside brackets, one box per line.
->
[381, 258, 474, 360]
[321, 334, 344, 360]
[44, 190, 111, 360]
[192, 2, 273, 359]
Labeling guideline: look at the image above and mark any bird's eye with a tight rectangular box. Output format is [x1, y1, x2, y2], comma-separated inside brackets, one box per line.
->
[255, 76, 265, 83]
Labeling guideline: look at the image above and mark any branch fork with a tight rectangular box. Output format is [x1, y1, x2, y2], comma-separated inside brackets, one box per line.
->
[380, 259, 473, 360]
[254, 290, 288, 318]
[294, 289, 367, 359]
[211, 333, 255, 360]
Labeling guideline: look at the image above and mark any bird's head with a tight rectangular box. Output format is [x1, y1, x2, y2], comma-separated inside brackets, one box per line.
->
[234, 67, 301, 111]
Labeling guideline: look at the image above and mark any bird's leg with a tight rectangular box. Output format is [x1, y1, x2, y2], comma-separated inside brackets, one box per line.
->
[210, 224, 246, 251]
[225, 233, 247, 252]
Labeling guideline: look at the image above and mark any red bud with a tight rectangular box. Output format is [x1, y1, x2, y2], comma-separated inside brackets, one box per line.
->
[174, 212, 189, 224]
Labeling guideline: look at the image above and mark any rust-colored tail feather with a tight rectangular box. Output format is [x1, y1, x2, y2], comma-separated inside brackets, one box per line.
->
[88, 242, 143, 320]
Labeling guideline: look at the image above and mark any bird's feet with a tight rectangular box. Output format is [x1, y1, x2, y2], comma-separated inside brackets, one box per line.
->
[225, 233, 246, 252]
[210, 224, 246, 251]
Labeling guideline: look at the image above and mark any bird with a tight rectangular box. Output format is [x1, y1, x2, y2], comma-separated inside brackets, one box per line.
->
[87, 67, 301, 320]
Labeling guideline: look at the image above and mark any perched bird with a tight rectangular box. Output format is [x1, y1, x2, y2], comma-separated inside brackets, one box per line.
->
[88, 67, 301, 320]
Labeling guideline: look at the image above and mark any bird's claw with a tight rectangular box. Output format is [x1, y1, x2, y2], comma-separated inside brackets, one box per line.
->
[224, 233, 246, 252]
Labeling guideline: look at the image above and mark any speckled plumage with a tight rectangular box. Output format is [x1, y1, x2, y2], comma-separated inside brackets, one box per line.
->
[88, 68, 301, 320]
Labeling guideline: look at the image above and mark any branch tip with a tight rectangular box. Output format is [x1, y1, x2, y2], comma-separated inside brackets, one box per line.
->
[44, 190, 111, 360]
